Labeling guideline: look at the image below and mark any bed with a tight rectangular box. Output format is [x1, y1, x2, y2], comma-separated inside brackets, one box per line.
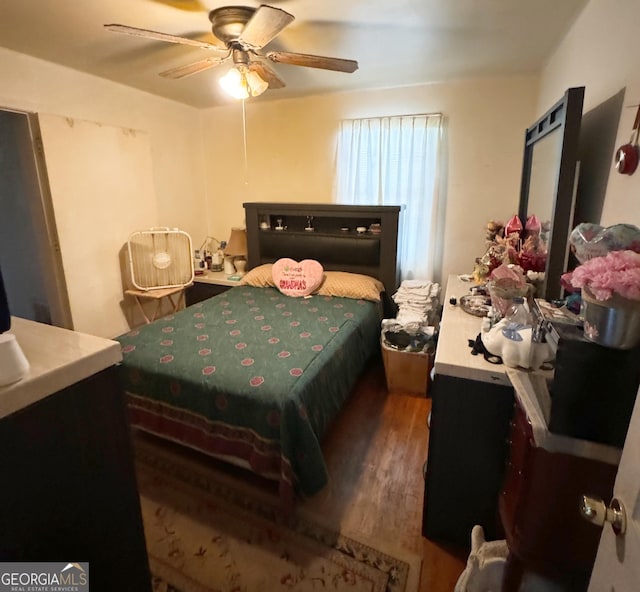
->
[117, 202, 400, 505]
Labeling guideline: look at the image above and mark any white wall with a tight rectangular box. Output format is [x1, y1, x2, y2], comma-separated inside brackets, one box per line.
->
[0, 47, 207, 337]
[39, 115, 159, 337]
[538, 0, 640, 229]
[202, 76, 539, 286]
[11, 30, 617, 331]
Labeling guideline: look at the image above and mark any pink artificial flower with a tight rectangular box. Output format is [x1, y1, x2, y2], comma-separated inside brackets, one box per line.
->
[562, 250, 640, 301]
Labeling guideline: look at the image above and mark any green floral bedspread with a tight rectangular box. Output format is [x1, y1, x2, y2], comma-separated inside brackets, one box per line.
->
[116, 286, 380, 500]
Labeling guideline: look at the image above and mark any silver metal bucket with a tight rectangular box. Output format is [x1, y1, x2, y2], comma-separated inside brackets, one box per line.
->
[582, 290, 640, 349]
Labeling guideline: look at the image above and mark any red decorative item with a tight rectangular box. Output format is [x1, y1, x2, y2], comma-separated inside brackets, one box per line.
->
[524, 214, 541, 236]
[518, 250, 547, 273]
[614, 105, 640, 175]
[504, 215, 523, 237]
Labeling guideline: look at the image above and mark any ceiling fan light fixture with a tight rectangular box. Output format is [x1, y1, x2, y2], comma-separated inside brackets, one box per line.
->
[106, 4, 359, 100]
[245, 69, 269, 96]
[219, 66, 268, 99]
[219, 66, 248, 99]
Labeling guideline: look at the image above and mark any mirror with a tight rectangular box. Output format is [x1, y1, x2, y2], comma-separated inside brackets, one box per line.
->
[527, 131, 562, 238]
[518, 86, 585, 301]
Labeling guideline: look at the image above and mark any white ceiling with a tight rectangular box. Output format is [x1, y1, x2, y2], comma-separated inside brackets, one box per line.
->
[0, 0, 589, 109]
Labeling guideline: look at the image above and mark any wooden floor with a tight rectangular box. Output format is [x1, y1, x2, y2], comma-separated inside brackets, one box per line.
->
[138, 355, 468, 591]
[303, 355, 468, 592]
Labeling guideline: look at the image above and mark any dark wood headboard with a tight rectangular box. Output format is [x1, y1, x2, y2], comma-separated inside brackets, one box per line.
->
[243, 202, 401, 313]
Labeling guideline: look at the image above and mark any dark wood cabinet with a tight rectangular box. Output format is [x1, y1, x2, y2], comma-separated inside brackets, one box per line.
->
[0, 366, 152, 592]
[499, 398, 618, 591]
[422, 276, 518, 549]
[422, 374, 514, 548]
[186, 280, 231, 305]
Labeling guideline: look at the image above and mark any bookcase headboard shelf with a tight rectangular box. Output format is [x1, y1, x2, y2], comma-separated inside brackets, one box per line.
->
[243, 202, 401, 315]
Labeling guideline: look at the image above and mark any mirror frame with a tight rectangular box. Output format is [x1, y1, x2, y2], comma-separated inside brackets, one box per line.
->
[518, 86, 584, 301]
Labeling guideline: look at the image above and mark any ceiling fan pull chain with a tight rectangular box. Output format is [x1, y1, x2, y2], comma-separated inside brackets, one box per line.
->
[242, 99, 249, 188]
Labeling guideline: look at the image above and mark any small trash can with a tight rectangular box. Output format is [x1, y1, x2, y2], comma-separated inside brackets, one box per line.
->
[381, 325, 435, 396]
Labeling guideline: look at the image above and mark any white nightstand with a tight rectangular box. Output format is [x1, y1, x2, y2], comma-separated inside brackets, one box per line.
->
[186, 270, 241, 305]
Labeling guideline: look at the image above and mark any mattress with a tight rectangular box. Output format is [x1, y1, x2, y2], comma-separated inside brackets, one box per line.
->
[116, 285, 380, 504]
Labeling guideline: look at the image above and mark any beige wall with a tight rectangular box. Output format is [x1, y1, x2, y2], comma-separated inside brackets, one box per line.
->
[538, 0, 640, 229]
[0, 47, 206, 337]
[39, 115, 159, 338]
[203, 76, 539, 286]
[5, 0, 631, 335]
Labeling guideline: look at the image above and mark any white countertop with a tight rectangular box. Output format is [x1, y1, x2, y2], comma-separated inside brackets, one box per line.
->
[0, 317, 122, 419]
[435, 275, 511, 386]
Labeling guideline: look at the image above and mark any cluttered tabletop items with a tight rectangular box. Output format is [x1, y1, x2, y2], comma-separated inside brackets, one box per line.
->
[442, 269, 640, 450]
[447, 254, 639, 369]
[435, 274, 537, 387]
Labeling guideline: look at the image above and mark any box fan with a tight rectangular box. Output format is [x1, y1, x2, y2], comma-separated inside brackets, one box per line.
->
[127, 227, 194, 290]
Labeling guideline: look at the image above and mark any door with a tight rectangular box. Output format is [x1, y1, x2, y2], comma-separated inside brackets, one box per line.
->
[0, 109, 71, 328]
[588, 385, 640, 590]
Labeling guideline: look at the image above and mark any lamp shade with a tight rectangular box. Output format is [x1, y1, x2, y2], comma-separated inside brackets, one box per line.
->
[224, 227, 247, 257]
[245, 70, 268, 96]
[220, 66, 268, 100]
[220, 67, 249, 100]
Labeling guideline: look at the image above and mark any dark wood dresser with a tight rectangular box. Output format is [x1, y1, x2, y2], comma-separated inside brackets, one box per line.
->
[0, 318, 151, 592]
[499, 371, 621, 591]
[422, 276, 516, 547]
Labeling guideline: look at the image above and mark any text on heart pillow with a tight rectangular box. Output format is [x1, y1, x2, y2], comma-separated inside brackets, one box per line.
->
[272, 258, 324, 297]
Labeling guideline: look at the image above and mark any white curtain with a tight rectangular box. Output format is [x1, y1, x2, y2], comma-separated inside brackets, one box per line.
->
[335, 114, 444, 281]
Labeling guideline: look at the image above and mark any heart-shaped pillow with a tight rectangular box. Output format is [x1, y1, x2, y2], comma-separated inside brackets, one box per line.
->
[272, 258, 324, 297]
[569, 223, 640, 263]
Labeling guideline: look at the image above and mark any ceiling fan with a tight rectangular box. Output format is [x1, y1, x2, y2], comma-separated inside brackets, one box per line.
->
[104, 4, 359, 97]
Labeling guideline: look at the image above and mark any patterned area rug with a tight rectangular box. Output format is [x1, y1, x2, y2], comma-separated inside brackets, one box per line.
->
[134, 436, 419, 592]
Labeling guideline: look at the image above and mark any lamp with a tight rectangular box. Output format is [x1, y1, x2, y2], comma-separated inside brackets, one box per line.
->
[220, 66, 268, 99]
[224, 227, 248, 276]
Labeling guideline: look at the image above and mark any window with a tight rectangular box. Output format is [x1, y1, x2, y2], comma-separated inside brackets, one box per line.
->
[335, 114, 444, 281]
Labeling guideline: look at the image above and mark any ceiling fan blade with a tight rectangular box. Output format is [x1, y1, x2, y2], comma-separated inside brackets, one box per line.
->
[149, 0, 207, 11]
[159, 55, 230, 79]
[238, 5, 294, 50]
[104, 24, 225, 51]
[266, 51, 358, 73]
[250, 61, 286, 89]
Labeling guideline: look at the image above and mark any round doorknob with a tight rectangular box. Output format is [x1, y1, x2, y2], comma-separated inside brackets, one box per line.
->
[580, 494, 626, 536]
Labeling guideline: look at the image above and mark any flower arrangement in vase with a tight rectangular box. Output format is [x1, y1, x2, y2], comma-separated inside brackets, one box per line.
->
[562, 249, 640, 302]
[561, 250, 640, 349]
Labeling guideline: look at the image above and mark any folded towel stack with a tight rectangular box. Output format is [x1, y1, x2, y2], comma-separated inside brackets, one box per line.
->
[392, 279, 441, 326]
